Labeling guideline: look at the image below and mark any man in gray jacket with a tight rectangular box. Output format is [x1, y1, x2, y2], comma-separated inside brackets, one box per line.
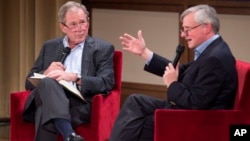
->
[22, 1, 115, 141]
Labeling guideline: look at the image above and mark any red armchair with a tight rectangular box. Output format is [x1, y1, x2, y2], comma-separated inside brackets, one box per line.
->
[154, 60, 250, 141]
[10, 51, 122, 141]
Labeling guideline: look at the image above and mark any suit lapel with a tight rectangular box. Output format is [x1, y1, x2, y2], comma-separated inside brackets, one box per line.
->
[195, 37, 223, 61]
[179, 37, 224, 80]
[81, 36, 94, 75]
[57, 38, 65, 61]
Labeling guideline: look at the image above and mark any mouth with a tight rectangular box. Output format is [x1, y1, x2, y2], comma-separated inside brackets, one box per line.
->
[76, 33, 85, 38]
[186, 38, 192, 42]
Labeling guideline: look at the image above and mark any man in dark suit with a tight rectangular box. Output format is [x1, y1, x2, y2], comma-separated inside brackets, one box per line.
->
[22, 1, 114, 141]
[110, 4, 237, 141]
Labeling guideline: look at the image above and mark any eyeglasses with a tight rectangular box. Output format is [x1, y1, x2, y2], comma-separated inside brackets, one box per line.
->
[61, 20, 88, 30]
[180, 24, 202, 35]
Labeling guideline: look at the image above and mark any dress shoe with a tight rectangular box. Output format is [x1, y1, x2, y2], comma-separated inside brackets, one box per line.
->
[67, 133, 85, 141]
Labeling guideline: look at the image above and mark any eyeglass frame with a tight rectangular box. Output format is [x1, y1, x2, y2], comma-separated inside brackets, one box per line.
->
[180, 24, 203, 35]
[61, 20, 88, 30]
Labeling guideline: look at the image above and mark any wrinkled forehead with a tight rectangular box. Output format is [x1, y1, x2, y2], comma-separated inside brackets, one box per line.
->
[64, 8, 88, 22]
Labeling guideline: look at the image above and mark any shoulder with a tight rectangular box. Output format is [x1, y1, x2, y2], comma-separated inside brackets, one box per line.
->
[43, 37, 64, 46]
[86, 36, 113, 47]
[85, 36, 115, 53]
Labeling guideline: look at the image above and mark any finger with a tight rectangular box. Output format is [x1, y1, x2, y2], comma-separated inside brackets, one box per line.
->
[56, 76, 62, 81]
[120, 39, 129, 46]
[165, 66, 168, 70]
[45, 71, 53, 77]
[124, 33, 136, 40]
[168, 63, 174, 69]
[119, 36, 127, 42]
[176, 63, 179, 72]
[121, 42, 130, 49]
[53, 62, 64, 69]
[165, 66, 170, 72]
[123, 47, 130, 51]
[138, 30, 143, 41]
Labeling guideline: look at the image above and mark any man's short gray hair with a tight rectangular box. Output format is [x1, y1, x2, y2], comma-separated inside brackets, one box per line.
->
[58, 1, 89, 24]
[180, 4, 220, 34]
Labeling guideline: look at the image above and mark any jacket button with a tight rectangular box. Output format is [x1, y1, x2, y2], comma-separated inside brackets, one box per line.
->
[170, 101, 176, 105]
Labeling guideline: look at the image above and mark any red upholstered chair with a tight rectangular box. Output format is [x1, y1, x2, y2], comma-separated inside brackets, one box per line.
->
[154, 60, 250, 141]
[10, 50, 123, 141]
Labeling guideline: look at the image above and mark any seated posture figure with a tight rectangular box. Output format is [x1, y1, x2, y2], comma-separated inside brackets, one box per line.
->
[22, 1, 115, 141]
[110, 4, 237, 141]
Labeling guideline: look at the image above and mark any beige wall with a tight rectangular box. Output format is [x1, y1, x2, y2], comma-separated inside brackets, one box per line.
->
[92, 8, 250, 85]
[219, 14, 250, 61]
[92, 9, 179, 85]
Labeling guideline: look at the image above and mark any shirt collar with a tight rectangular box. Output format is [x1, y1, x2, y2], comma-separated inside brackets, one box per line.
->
[62, 36, 85, 50]
[194, 34, 220, 60]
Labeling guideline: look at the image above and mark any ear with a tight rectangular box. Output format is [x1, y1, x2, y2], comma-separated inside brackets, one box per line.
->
[205, 23, 213, 34]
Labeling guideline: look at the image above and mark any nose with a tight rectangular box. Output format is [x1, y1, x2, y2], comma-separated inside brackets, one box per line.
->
[75, 24, 85, 32]
[180, 31, 186, 38]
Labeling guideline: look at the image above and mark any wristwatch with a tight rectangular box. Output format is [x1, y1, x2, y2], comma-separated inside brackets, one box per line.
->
[75, 73, 81, 83]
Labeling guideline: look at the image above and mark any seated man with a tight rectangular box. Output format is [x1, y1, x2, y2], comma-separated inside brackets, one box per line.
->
[22, 1, 115, 141]
[110, 4, 237, 141]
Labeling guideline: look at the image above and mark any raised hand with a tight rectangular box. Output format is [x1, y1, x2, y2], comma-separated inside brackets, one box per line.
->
[119, 30, 146, 56]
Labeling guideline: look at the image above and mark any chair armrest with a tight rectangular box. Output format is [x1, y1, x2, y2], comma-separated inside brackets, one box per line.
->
[84, 89, 120, 141]
[10, 90, 35, 141]
[11, 91, 30, 113]
[154, 109, 250, 141]
[91, 89, 120, 128]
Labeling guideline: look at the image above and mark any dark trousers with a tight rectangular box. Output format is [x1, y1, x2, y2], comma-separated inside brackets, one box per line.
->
[35, 106, 58, 141]
[109, 94, 167, 141]
[34, 77, 71, 141]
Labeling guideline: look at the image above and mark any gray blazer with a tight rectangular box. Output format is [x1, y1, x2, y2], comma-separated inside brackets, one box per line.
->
[23, 36, 115, 126]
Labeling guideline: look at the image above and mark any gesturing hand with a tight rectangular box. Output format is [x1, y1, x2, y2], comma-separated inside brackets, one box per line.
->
[119, 30, 146, 56]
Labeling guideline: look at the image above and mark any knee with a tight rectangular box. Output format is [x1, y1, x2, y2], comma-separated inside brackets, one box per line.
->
[128, 93, 143, 99]
[38, 77, 58, 91]
[40, 77, 55, 84]
[124, 94, 144, 105]
[39, 77, 58, 87]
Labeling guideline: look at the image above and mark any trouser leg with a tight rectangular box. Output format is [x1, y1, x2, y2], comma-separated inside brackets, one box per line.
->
[37, 77, 71, 125]
[138, 114, 154, 141]
[109, 94, 166, 141]
[34, 105, 58, 141]
[34, 77, 71, 140]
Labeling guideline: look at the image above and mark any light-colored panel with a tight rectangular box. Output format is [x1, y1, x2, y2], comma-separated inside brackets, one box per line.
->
[219, 14, 250, 62]
[92, 9, 179, 85]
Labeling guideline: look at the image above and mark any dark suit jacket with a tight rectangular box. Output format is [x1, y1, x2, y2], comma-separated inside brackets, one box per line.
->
[144, 37, 237, 110]
[23, 36, 115, 126]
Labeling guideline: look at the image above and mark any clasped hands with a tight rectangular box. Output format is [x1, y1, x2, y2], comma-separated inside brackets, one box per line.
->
[43, 62, 76, 82]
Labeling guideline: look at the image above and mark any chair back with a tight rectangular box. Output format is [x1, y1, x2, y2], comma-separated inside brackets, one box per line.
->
[233, 60, 250, 111]
[113, 51, 123, 91]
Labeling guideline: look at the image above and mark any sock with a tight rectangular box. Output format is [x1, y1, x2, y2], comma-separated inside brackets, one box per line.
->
[54, 118, 74, 140]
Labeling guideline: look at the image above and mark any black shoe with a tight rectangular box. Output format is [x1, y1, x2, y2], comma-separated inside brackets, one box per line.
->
[67, 133, 85, 141]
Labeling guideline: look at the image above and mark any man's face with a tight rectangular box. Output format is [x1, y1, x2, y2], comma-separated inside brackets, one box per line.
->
[60, 9, 89, 46]
[180, 12, 207, 49]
